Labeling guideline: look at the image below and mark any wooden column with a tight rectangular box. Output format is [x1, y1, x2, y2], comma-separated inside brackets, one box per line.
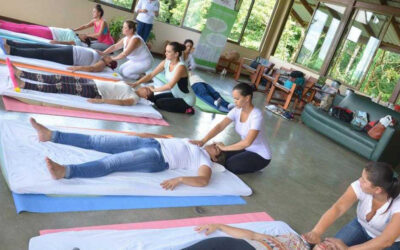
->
[389, 79, 400, 104]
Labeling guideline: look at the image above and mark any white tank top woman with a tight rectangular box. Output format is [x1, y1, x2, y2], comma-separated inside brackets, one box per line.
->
[164, 60, 195, 107]
[119, 35, 153, 79]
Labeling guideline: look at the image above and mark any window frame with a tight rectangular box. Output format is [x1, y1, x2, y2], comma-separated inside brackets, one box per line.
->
[93, 0, 137, 12]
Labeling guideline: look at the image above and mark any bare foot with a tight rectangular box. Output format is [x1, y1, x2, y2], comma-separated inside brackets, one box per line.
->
[30, 118, 52, 142]
[46, 157, 66, 179]
[2, 38, 10, 54]
[9, 61, 22, 78]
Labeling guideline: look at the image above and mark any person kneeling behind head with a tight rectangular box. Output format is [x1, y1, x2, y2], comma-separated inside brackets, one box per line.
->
[30, 118, 223, 190]
[9, 62, 151, 106]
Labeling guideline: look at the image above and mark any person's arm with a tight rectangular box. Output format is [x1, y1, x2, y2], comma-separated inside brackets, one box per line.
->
[195, 223, 271, 242]
[218, 129, 259, 151]
[190, 117, 232, 147]
[87, 98, 136, 106]
[67, 60, 106, 73]
[302, 186, 358, 244]
[348, 213, 400, 250]
[74, 20, 95, 32]
[111, 37, 141, 61]
[150, 65, 187, 92]
[102, 39, 124, 55]
[160, 165, 211, 190]
[50, 40, 76, 45]
[129, 60, 165, 87]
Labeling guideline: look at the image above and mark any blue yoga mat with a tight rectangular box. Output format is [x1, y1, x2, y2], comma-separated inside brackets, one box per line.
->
[0, 34, 39, 44]
[12, 192, 246, 213]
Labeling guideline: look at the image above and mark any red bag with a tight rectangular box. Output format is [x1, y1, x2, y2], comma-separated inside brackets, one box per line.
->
[368, 122, 386, 140]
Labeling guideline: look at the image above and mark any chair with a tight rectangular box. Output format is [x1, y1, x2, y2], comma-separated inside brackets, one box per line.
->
[293, 76, 318, 111]
[265, 73, 297, 110]
[216, 56, 241, 75]
[233, 57, 275, 90]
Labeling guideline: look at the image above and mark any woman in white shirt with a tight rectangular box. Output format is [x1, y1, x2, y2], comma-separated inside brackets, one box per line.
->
[303, 162, 400, 249]
[134, 0, 159, 42]
[181, 39, 196, 71]
[101, 20, 153, 80]
[191, 83, 271, 174]
[132, 41, 196, 114]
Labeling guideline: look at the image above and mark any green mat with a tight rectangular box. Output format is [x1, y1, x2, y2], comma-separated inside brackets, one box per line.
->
[154, 74, 228, 115]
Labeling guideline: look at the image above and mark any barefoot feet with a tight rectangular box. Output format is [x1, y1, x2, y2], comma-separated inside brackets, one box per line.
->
[46, 157, 66, 179]
[30, 118, 52, 142]
[1, 38, 10, 54]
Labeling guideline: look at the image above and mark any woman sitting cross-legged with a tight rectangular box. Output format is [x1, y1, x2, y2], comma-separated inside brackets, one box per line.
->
[9, 62, 150, 106]
[30, 118, 222, 190]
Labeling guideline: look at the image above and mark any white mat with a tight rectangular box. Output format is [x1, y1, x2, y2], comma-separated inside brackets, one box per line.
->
[0, 28, 52, 44]
[0, 66, 162, 119]
[0, 120, 252, 196]
[0, 44, 122, 80]
[29, 221, 296, 250]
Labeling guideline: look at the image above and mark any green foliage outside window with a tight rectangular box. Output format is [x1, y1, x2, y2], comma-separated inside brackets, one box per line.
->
[274, 16, 305, 62]
[183, 0, 212, 31]
[100, 0, 134, 10]
[157, 0, 188, 26]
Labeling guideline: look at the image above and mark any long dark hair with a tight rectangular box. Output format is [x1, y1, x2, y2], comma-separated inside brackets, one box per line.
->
[184, 39, 194, 46]
[365, 162, 400, 212]
[95, 4, 104, 18]
[168, 42, 186, 57]
[233, 82, 253, 99]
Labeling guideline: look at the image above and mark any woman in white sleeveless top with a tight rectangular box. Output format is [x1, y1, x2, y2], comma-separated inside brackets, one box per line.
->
[101, 20, 153, 79]
[132, 41, 196, 114]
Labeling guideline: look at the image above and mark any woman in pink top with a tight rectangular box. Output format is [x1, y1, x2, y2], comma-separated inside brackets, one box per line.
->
[74, 4, 114, 51]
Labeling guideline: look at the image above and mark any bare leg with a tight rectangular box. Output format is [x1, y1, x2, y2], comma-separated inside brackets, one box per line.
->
[2, 38, 10, 54]
[30, 118, 52, 142]
[45, 157, 66, 179]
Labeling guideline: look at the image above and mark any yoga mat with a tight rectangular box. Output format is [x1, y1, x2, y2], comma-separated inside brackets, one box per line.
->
[40, 212, 273, 235]
[12, 192, 246, 214]
[2, 96, 169, 126]
[0, 58, 120, 82]
[0, 34, 38, 44]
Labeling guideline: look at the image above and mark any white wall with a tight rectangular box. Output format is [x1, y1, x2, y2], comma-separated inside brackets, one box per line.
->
[0, 0, 260, 58]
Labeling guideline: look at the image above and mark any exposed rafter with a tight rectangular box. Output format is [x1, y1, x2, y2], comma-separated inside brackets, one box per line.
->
[299, 0, 314, 15]
[290, 9, 307, 27]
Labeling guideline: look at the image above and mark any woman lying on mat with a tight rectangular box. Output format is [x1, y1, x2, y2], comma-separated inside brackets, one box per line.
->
[100, 20, 153, 80]
[0, 19, 89, 46]
[190, 83, 271, 174]
[30, 118, 222, 190]
[9, 62, 151, 106]
[190, 74, 234, 113]
[2, 39, 117, 73]
[185, 223, 350, 250]
[132, 41, 196, 114]
[73, 4, 114, 51]
[303, 162, 400, 249]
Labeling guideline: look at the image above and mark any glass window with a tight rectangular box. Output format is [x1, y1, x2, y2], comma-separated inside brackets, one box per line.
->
[229, 0, 253, 42]
[98, 0, 135, 10]
[183, 0, 212, 31]
[329, 10, 389, 87]
[296, 2, 346, 71]
[274, 0, 316, 62]
[157, 0, 189, 26]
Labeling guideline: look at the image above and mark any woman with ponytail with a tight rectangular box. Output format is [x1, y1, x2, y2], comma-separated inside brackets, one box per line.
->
[132, 41, 196, 114]
[303, 162, 400, 249]
[74, 4, 114, 51]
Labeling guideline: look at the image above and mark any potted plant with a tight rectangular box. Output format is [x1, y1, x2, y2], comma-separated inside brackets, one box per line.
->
[109, 17, 125, 42]
[146, 31, 156, 50]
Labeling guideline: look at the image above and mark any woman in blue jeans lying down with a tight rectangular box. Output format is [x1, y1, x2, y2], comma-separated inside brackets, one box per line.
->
[190, 74, 235, 113]
[30, 118, 222, 190]
[303, 162, 400, 249]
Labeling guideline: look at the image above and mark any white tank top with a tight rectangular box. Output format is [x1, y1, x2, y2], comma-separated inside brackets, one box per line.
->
[94, 80, 139, 102]
[72, 47, 101, 66]
[123, 35, 153, 62]
[164, 60, 195, 106]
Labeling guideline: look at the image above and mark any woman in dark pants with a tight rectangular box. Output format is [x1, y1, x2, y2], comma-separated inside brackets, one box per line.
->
[190, 83, 271, 174]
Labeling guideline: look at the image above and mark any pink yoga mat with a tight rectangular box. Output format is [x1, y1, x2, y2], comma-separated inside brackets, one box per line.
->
[40, 212, 274, 235]
[2, 96, 169, 126]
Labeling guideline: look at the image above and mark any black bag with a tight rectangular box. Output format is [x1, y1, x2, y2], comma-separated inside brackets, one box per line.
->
[329, 106, 354, 123]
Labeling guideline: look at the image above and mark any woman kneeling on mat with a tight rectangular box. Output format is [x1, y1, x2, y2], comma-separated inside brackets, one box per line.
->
[303, 162, 400, 249]
[132, 42, 196, 114]
[191, 83, 271, 174]
[100, 20, 153, 80]
[9, 62, 151, 106]
[30, 118, 221, 190]
[2, 39, 117, 73]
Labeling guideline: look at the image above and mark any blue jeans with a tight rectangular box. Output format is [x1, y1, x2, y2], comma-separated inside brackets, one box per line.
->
[192, 82, 230, 112]
[51, 131, 169, 178]
[335, 218, 400, 249]
[136, 20, 153, 42]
